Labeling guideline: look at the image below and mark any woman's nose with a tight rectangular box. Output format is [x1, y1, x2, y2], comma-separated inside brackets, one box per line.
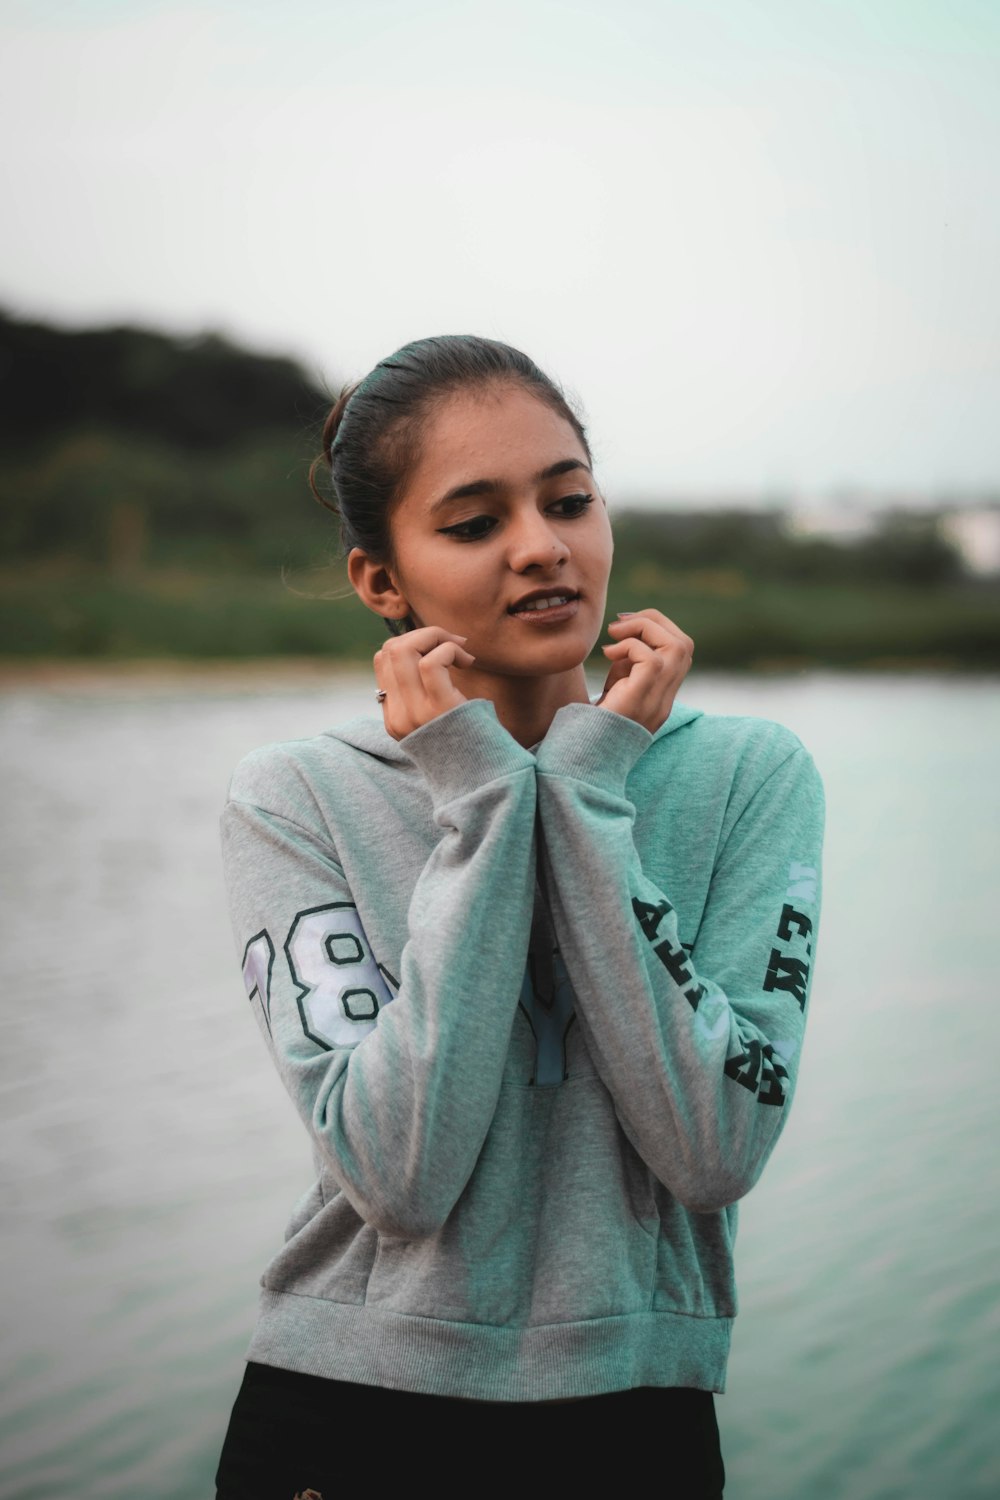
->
[507, 510, 570, 572]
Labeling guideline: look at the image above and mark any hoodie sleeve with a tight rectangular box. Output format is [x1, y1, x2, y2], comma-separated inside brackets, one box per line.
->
[534, 702, 824, 1213]
[220, 698, 538, 1239]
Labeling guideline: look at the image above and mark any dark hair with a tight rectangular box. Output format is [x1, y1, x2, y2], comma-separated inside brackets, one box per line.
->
[309, 334, 591, 634]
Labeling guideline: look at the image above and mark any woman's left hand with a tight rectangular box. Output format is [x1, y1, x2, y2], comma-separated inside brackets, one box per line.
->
[594, 609, 694, 734]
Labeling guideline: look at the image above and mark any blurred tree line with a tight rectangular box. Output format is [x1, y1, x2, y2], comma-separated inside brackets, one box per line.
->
[0, 308, 333, 572]
[611, 509, 965, 590]
[1, 309, 997, 666]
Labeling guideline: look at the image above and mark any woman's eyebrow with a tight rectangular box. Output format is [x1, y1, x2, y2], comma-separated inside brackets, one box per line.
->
[537, 458, 592, 483]
[432, 477, 501, 509]
[432, 458, 592, 511]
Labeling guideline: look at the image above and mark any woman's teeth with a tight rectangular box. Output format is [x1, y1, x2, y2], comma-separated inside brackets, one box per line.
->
[515, 595, 570, 612]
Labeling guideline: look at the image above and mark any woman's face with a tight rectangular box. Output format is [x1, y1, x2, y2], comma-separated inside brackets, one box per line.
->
[378, 384, 614, 687]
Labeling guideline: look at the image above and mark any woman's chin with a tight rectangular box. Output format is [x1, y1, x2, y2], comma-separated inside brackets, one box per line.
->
[485, 644, 594, 683]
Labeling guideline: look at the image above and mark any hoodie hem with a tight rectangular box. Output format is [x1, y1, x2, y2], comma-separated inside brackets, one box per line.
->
[246, 1291, 731, 1400]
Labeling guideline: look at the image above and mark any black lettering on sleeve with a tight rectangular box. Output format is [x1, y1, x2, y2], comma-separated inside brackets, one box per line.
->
[724, 1038, 788, 1107]
[684, 983, 706, 1012]
[776, 903, 813, 943]
[632, 896, 673, 940]
[762, 949, 810, 1009]
[756, 1045, 789, 1107]
[653, 937, 694, 988]
[724, 1038, 762, 1094]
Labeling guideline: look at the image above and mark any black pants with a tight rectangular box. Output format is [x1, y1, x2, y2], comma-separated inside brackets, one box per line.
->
[216, 1360, 726, 1498]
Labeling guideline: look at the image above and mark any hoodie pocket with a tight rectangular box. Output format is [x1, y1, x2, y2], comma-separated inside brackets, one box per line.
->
[364, 1077, 660, 1327]
[526, 1076, 659, 1323]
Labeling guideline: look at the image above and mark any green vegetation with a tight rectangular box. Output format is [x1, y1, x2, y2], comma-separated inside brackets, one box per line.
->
[2, 309, 998, 669]
[3, 566, 998, 670]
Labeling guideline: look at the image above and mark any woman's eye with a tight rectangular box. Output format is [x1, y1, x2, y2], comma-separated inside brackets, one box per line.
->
[436, 494, 594, 541]
[551, 492, 595, 517]
[437, 514, 498, 542]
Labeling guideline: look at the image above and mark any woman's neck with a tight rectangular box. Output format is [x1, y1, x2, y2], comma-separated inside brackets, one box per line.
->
[452, 664, 593, 748]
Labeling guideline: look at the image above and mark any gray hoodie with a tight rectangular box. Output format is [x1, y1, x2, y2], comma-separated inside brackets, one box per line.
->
[220, 697, 824, 1401]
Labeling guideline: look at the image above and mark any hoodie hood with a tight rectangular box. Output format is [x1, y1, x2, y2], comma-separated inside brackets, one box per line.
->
[327, 700, 704, 762]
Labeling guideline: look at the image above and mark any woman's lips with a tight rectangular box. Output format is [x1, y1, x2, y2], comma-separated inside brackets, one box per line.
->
[508, 596, 581, 625]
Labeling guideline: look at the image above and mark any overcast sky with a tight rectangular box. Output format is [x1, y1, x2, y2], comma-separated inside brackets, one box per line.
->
[2, 0, 998, 501]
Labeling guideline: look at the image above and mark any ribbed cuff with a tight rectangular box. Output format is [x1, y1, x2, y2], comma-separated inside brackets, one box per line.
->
[535, 701, 653, 794]
[400, 698, 535, 806]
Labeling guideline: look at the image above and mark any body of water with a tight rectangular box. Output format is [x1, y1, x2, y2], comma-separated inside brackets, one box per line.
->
[0, 668, 997, 1498]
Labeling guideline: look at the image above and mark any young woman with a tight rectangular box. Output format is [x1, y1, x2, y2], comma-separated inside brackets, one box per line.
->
[215, 336, 824, 1498]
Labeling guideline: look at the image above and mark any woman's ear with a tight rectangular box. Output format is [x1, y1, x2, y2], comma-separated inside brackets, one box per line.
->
[346, 547, 411, 624]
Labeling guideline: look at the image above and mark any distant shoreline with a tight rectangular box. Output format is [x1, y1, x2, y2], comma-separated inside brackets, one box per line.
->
[1, 655, 994, 694]
[0, 658, 373, 693]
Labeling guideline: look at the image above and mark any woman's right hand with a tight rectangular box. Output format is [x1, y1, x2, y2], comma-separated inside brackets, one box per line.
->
[373, 627, 477, 740]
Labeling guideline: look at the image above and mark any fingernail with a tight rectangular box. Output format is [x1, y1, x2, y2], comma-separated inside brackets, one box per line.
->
[616, 611, 635, 618]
